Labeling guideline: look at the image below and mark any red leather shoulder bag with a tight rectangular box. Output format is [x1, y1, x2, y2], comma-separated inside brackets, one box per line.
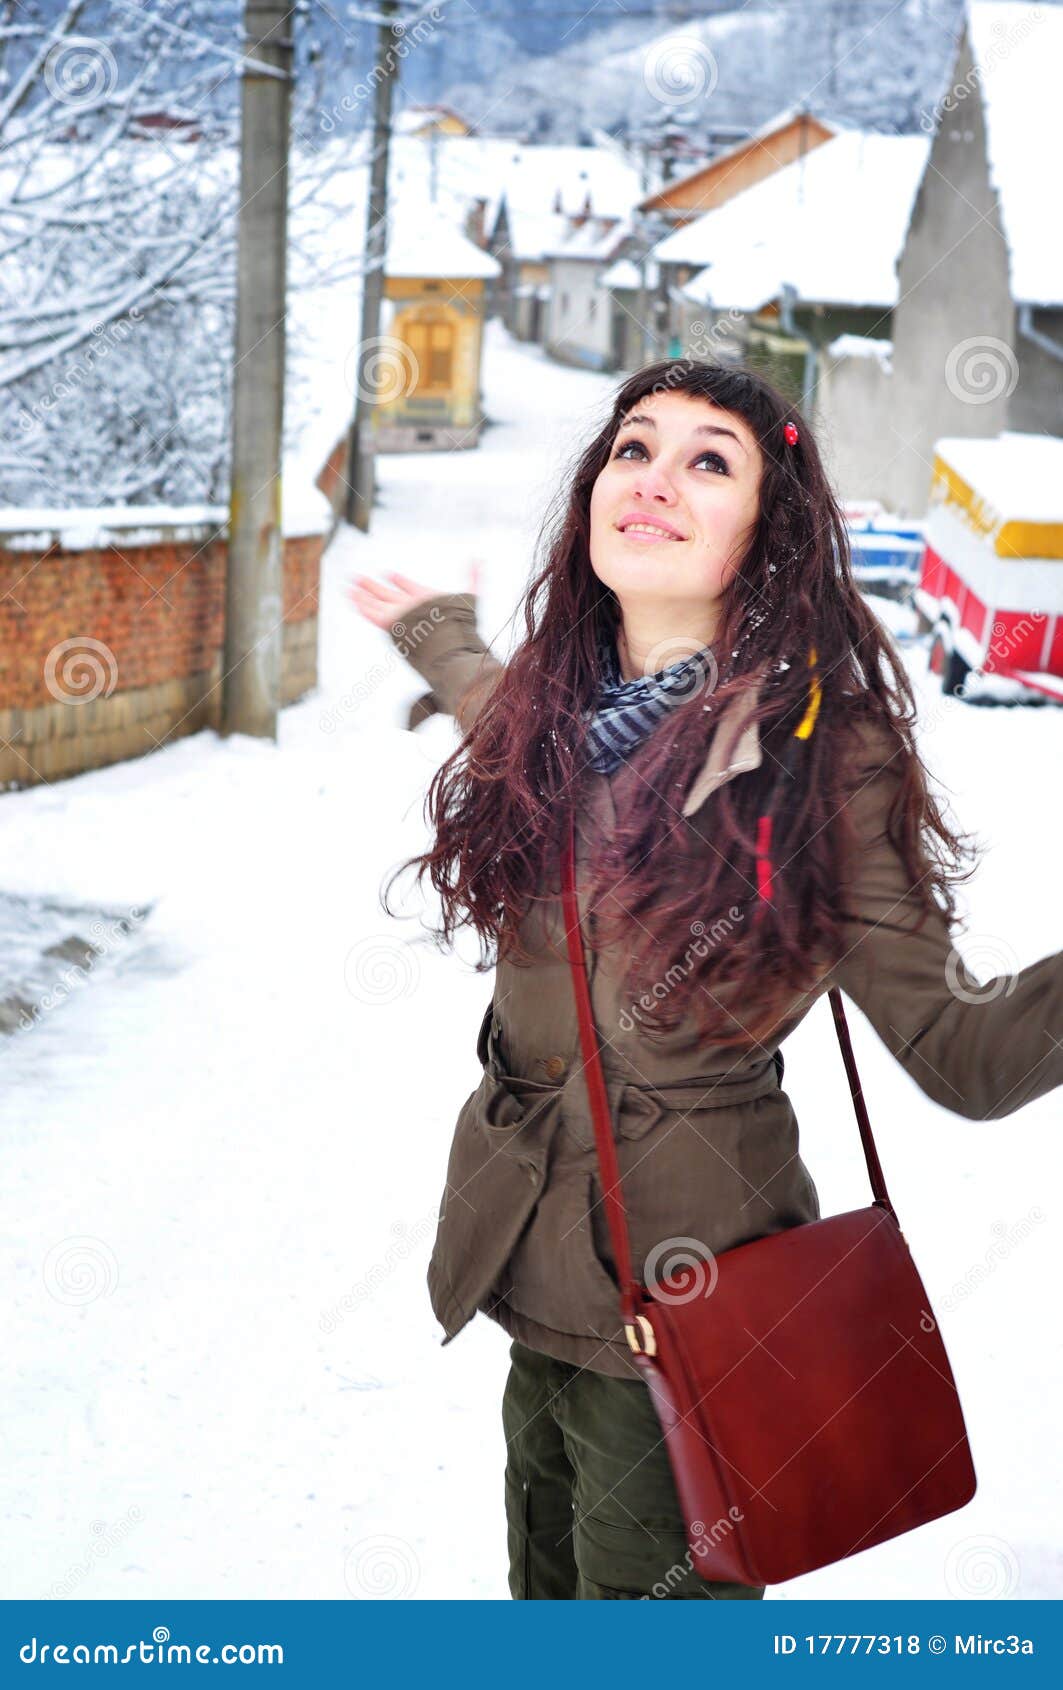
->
[560, 811, 977, 1587]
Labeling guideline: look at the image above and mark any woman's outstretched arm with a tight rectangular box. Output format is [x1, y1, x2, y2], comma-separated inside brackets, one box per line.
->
[352, 570, 504, 736]
[828, 721, 1063, 1121]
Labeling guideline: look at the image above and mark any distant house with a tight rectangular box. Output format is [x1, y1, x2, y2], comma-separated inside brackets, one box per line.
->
[304, 158, 502, 470]
[660, 129, 929, 491]
[598, 253, 663, 372]
[487, 199, 571, 343]
[371, 211, 501, 452]
[543, 214, 641, 369]
[479, 144, 642, 338]
[868, 0, 1063, 515]
[638, 107, 838, 344]
[393, 104, 474, 139]
[540, 111, 837, 375]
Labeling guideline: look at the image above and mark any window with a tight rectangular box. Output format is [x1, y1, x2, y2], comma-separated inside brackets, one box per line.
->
[406, 316, 454, 391]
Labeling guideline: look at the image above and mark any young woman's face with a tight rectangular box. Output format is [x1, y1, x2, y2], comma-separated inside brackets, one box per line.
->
[588, 389, 762, 611]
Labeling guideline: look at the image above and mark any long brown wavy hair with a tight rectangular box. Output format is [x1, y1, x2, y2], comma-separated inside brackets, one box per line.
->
[383, 358, 978, 1049]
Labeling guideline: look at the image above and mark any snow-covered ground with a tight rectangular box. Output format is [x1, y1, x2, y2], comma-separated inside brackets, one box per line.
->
[1, 321, 1060, 1601]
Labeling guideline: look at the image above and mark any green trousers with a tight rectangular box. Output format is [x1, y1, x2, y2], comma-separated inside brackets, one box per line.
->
[501, 1339, 766, 1600]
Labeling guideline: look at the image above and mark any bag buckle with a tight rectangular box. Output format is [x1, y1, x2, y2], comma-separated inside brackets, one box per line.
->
[624, 1314, 657, 1356]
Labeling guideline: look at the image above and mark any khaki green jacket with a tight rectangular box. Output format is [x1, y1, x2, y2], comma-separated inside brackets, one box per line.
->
[388, 592, 1063, 1380]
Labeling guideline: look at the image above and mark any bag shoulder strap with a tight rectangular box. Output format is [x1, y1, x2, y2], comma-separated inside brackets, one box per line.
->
[559, 813, 897, 1330]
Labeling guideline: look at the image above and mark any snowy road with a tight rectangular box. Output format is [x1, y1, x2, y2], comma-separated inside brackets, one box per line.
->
[1, 322, 1060, 1600]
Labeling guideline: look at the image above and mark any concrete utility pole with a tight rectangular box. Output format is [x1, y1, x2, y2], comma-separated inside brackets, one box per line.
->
[344, 0, 402, 532]
[222, 0, 293, 740]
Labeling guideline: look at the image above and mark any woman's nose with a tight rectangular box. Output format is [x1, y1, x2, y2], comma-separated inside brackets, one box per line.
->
[632, 457, 678, 502]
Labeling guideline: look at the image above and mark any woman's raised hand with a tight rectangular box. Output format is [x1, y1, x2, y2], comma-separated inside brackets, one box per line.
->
[347, 570, 439, 629]
[348, 562, 481, 630]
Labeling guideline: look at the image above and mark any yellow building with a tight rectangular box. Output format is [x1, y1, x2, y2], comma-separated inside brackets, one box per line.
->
[370, 222, 501, 452]
[393, 104, 474, 141]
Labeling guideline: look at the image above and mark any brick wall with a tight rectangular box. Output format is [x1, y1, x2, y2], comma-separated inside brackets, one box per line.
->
[0, 514, 323, 790]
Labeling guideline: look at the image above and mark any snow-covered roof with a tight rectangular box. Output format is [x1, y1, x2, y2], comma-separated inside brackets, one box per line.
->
[301, 155, 501, 279]
[385, 204, 501, 279]
[931, 432, 1063, 525]
[494, 206, 572, 262]
[599, 256, 659, 290]
[543, 214, 631, 263]
[373, 135, 641, 232]
[664, 131, 930, 311]
[967, 2, 1063, 306]
[0, 494, 331, 546]
[827, 333, 893, 369]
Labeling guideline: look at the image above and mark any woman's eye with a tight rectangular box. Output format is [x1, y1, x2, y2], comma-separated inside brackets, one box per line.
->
[612, 439, 729, 475]
[698, 451, 730, 475]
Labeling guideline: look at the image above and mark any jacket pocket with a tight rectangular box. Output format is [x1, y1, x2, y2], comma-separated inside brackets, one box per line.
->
[427, 1069, 561, 1340]
[501, 1165, 626, 1343]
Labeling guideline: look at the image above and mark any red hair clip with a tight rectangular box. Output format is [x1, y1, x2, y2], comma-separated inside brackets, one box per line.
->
[783, 421, 799, 446]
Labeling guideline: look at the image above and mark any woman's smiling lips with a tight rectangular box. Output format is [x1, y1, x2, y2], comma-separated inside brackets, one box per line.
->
[615, 513, 687, 543]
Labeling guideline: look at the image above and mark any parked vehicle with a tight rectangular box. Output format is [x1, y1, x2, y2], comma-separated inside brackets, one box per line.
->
[914, 434, 1063, 701]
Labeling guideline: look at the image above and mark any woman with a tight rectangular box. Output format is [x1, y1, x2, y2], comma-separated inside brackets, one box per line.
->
[350, 359, 1063, 1600]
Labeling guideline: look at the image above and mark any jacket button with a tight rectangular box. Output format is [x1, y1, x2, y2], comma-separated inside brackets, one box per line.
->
[543, 1055, 566, 1080]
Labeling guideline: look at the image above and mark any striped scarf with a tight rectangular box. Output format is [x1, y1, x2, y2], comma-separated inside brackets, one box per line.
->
[582, 625, 721, 775]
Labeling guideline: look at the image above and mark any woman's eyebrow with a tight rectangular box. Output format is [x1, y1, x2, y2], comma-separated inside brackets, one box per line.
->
[616, 412, 747, 455]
